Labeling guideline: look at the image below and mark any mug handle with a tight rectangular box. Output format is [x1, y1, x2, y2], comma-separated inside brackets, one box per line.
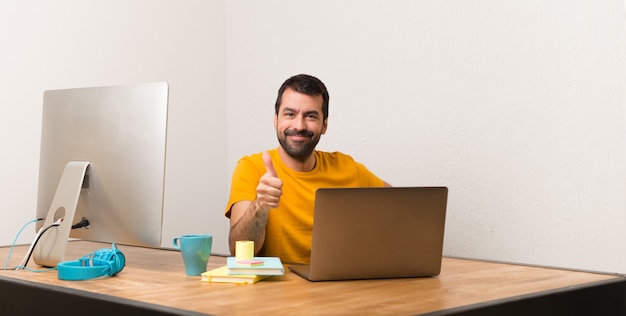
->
[173, 237, 180, 249]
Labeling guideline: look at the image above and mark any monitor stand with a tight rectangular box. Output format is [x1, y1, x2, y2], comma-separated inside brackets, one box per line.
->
[32, 161, 90, 267]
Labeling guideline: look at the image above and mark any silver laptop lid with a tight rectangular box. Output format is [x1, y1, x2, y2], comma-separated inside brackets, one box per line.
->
[304, 187, 448, 281]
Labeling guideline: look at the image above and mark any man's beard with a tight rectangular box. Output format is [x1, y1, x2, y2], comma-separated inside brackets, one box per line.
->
[277, 129, 320, 161]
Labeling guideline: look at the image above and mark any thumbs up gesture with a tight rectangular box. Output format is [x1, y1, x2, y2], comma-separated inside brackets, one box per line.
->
[256, 151, 283, 211]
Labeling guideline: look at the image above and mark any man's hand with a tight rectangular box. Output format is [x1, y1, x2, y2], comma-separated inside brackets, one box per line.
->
[255, 151, 283, 211]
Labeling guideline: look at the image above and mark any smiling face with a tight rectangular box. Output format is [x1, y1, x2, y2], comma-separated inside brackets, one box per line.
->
[274, 87, 328, 162]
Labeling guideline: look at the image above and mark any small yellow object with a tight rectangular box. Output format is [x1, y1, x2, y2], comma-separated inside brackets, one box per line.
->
[235, 240, 254, 261]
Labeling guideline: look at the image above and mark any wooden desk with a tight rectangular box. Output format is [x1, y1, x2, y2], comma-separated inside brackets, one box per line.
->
[0, 241, 624, 315]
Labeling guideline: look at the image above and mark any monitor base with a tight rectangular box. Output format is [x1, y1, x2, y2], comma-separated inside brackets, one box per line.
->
[32, 160, 90, 267]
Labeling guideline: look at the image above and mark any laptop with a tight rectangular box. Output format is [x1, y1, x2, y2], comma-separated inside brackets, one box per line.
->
[289, 186, 448, 281]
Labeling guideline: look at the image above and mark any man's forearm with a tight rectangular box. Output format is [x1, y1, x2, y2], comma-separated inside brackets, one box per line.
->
[228, 200, 270, 255]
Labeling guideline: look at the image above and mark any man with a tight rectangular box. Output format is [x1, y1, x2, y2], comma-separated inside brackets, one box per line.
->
[225, 74, 390, 264]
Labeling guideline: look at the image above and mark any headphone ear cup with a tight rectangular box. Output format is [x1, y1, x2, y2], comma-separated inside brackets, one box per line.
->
[112, 249, 125, 275]
[99, 248, 126, 276]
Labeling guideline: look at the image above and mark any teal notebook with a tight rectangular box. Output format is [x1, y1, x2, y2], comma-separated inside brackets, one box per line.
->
[226, 257, 285, 276]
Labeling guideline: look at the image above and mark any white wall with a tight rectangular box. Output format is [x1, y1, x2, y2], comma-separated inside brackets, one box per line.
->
[0, 1, 231, 256]
[226, 0, 626, 273]
[2, 0, 626, 274]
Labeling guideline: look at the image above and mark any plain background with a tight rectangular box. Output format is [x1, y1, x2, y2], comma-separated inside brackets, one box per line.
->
[1, 0, 625, 274]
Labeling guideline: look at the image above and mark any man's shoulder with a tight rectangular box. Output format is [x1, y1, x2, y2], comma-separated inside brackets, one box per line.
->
[236, 148, 280, 169]
[238, 148, 275, 162]
[234, 151, 264, 172]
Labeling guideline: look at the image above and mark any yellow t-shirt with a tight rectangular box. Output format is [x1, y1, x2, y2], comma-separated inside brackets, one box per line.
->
[225, 148, 385, 264]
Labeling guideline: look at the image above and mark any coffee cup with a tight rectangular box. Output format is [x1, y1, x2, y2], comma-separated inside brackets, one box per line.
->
[172, 234, 213, 276]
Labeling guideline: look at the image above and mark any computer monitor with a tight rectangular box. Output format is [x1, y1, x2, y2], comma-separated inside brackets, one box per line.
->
[32, 82, 169, 267]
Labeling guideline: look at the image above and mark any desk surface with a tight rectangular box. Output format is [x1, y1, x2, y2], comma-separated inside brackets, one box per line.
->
[0, 241, 623, 315]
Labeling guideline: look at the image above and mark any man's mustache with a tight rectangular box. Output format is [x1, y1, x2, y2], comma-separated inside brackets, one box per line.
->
[284, 129, 314, 137]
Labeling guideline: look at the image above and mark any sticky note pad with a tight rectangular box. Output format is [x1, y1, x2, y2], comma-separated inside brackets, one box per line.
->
[236, 259, 264, 267]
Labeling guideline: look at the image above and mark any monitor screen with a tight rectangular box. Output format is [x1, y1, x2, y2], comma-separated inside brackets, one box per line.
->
[33, 82, 169, 267]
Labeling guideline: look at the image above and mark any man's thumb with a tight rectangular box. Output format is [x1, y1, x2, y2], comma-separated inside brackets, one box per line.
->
[262, 151, 278, 177]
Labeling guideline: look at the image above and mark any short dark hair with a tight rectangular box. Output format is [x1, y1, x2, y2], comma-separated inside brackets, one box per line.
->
[274, 74, 329, 119]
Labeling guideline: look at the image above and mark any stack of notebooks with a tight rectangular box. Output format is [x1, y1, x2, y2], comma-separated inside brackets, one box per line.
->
[201, 256, 284, 284]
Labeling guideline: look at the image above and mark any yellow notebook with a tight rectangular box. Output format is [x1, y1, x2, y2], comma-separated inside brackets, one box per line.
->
[201, 265, 270, 284]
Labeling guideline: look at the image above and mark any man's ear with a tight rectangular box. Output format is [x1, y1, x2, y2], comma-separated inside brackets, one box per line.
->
[321, 118, 328, 135]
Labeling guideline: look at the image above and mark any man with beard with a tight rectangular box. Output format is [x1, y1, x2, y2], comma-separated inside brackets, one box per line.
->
[225, 74, 391, 264]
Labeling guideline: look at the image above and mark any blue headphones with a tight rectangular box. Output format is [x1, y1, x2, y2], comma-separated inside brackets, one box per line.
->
[57, 244, 126, 281]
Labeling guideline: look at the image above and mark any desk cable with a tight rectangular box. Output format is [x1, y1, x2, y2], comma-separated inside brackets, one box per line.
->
[3, 218, 60, 272]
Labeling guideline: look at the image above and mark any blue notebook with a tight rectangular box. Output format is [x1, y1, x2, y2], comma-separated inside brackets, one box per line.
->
[226, 257, 284, 276]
